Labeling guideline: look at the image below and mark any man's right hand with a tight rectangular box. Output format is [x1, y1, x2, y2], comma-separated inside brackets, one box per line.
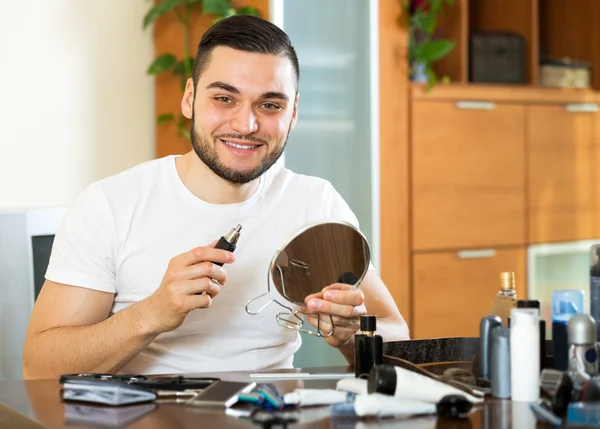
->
[142, 243, 235, 334]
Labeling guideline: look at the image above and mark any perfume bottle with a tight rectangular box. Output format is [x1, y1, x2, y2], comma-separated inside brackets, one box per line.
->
[488, 272, 518, 326]
[354, 315, 383, 378]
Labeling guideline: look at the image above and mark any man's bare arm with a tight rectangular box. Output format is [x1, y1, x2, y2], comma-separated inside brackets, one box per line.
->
[337, 269, 410, 362]
[22, 280, 159, 379]
[22, 244, 235, 380]
[303, 269, 410, 364]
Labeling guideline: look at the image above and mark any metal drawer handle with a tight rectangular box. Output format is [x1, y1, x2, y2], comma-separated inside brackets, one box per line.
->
[455, 101, 496, 110]
[456, 249, 496, 259]
[565, 103, 599, 113]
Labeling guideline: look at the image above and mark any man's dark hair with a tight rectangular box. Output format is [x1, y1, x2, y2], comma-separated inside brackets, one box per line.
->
[192, 15, 299, 92]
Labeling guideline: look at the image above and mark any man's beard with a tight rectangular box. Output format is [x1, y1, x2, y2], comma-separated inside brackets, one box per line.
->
[190, 115, 291, 185]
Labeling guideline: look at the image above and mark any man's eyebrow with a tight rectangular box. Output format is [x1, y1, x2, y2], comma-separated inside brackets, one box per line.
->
[206, 81, 239, 94]
[261, 92, 289, 102]
[206, 82, 289, 102]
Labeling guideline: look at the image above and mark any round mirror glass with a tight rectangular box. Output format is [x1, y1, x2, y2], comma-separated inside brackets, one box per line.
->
[270, 221, 370, 306]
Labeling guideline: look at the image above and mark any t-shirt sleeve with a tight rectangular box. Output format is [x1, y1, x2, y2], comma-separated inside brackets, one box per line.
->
[45, 182, 117, 293]
[321, 182, 361, 228]
[321, 182, 376, 271]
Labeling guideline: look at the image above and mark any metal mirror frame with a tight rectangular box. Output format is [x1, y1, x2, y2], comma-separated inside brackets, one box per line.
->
[245, 220, 371, 337]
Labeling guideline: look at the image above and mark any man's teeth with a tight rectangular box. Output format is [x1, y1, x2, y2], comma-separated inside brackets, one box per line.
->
[222, 140, 258, 150]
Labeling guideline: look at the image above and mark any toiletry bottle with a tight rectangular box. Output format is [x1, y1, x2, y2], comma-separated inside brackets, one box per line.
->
[510, 308, 540, 402]
[552, 290, 584, 371]
[488, 272, 518, 326]
[490, 325, 511, 399]
[568, 313, 598, 377]
[480, 315, 502, 380]
[354, 315, 383, 378]
[514, 299, 546, 370]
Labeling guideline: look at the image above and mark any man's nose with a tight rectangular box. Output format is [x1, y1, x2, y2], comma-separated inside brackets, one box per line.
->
[231, 105, 259, 135]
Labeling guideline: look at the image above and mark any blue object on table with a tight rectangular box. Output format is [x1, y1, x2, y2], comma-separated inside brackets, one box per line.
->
[567, 402, 600, 425]
[552, 290, 584, 370]
[258, 385, 284, 409]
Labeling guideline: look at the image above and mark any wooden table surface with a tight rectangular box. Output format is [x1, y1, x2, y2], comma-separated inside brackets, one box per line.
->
[0, 366, 551, 429]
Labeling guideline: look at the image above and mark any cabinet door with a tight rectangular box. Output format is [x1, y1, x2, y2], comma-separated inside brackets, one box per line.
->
[412, 247, 526, 339]
[412, 101, 526, 251]
[527, 104, 598, 243]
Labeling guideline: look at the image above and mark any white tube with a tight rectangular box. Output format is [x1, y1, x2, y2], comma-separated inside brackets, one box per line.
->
[346, 393, 436, 418]
[336, 377, 368, 395]
[283, 389, 353, 406]
[510, 308, 540, 402]
[387, 366, 484, 404]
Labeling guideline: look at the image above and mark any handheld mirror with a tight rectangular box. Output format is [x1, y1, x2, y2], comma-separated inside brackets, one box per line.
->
[245, 221, 371, 337]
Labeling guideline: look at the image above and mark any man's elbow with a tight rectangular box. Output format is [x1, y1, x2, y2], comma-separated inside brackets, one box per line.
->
[22, 335, 49, 380]
[385, 316, 411, 341]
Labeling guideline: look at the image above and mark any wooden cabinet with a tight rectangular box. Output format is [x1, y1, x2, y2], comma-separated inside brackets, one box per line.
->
[527, 104, 599, 243]
[412, 247, 526, 339]
[412, 101, 526, 251]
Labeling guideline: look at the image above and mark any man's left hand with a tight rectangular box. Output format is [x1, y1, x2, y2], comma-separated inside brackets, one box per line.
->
[301, 283, 367, 349]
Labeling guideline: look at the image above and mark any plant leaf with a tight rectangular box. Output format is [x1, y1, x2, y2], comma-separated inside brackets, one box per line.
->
[172, 57, 194, 76]
[157, 113, 175, 125]
[147, 53, 177, 75]
[429, 0, 445, 14]
[426, 66, 438, 91]
[143, 0, 183, 29]
[201, 0, 232, 16]
[418, 39, 455, 62]
[412, 10, 436, 33]
[177, 115, 191, 140]
[180, 76, 188, 92]
[235, 6, 261, 17]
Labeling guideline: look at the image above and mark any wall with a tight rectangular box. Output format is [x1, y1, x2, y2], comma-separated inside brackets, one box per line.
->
[0, 0, 155, 210]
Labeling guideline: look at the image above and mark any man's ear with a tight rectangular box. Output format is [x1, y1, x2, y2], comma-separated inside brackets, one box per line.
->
[289, 93, 300, 131]
[181, 78, 195, 119]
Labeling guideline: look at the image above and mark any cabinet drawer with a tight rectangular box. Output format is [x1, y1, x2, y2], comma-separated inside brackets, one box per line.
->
[412, 247, 526, 339]
[412, 101, 526, 251]
[527, 104, 598, 243]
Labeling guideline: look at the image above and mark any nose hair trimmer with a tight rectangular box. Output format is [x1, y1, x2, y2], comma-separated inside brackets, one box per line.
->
[196, 225, 242, 296]
[213, 224, 242, 266]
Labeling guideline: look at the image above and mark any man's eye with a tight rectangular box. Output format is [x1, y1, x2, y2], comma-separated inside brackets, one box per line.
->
[215, 97, 232, 103]
[262, 103, 282, 111]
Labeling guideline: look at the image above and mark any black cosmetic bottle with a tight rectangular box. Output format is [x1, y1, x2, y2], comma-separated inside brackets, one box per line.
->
[354, 315, 383, 378]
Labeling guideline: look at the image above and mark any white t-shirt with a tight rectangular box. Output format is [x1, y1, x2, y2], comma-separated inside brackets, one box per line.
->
[45, 155, 365, 375]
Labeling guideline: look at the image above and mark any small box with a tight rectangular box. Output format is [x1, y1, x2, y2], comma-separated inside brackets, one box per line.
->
[470, 32, 526, 84]
[540, 58, 591, 89]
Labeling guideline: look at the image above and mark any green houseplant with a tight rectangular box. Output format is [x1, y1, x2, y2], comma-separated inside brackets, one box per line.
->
[143, 0, 262, 140]
[406, 0, 455, 88]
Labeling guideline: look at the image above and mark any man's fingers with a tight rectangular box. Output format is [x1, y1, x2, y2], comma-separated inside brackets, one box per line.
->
[173, 262, 227, 284]
[182, 278, 221, 298]
[321, 289, 364, 307]
[321, 283, 354, 293]
[185, 293, 213, 311]
[306, 298, 365, 318]
[171, 245, 235, 268]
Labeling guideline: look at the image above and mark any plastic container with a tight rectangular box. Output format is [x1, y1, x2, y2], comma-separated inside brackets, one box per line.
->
[510, 308, 540, 402]
[552, 290, 585, 371]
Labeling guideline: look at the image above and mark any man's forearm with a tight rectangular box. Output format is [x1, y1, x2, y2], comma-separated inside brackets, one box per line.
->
[23, 300, 159, 379]
[339, 317, 410, 364]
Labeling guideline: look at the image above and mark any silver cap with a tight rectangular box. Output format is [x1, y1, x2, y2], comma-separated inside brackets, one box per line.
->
[568, 313, 597, 345]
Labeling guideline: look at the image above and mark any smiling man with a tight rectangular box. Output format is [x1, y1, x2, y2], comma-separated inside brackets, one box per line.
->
[22, 15, 409, 379]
